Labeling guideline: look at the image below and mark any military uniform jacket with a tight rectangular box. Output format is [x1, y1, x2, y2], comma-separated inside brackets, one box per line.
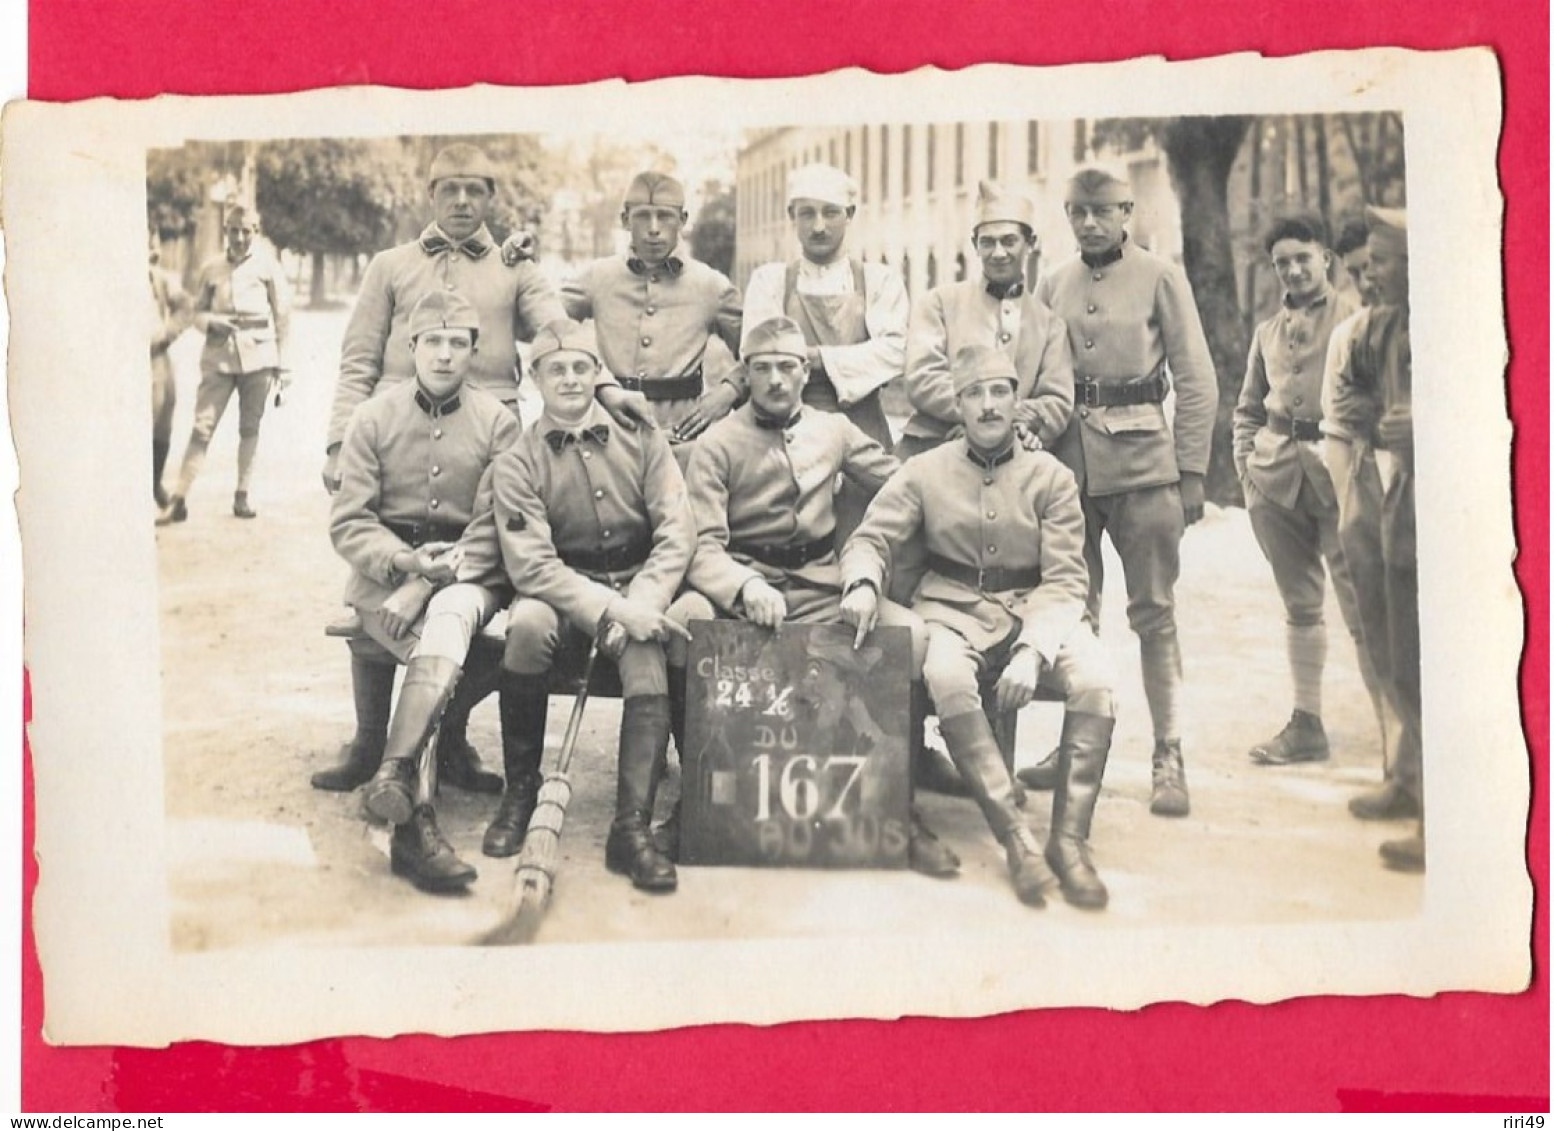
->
[684, 403, 900, 610]
[561, 253, 745, 397]
[490, 404, 695, 634]
[1038, 240, 1217, 496]
[194, 248, 290, 376]
[331, 380, 522, 611]
[1233, 286, 1358, 509]
[329, 224, 566, 448]
[1325, 304, 1412, 472]
[902, 278, 1075, 447]
[841, 440, 1089, 662]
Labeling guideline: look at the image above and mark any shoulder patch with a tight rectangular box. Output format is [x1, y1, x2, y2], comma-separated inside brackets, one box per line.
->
[505, 514, 526, 532]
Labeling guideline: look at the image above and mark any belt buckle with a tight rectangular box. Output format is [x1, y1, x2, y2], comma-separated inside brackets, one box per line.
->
[975, 566, 987, 591]
[1079, 381, 1101, 409]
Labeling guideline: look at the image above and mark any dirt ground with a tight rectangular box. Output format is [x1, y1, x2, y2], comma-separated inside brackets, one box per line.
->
[155, 306, 1420, 952]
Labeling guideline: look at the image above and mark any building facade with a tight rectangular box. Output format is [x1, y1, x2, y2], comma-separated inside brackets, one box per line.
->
[734, 120, 1181, 296]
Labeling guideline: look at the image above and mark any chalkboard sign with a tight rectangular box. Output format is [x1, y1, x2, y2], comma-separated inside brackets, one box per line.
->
[680, 620, 912, 869]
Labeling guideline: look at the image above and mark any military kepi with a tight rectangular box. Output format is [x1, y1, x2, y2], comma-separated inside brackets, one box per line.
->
[742, 316, 809, 361]
[623, 171, 686, 210]
[950, 342, 1018, 396]
[408, 288, 480, 340]
[531, 319, 601, 366]
[427, 143, 498, 189]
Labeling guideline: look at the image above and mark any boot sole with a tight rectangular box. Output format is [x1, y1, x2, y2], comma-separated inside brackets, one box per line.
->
[365, 782, 414, 826]
[390, 857, 477, 892]
[481, 832, 527, 858]
[310, 772, 375, 792]
[604, 855, 678, 892]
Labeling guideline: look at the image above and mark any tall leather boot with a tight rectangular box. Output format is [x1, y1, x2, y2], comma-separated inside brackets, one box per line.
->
[1044, 711, 1116, 909]
[152, 440, 171, 508]
[910, 681, 968, 796]
[312, 653, 395, 791]
[364, 656, 462, 826]
[1141, 631, 1190, 817]
[436, 658, 503, 794]
[483, 671, 548, 857]
[604, 695, 677, 892]
[390, 803, 477, 892]
[938, 710, 1053, 907]
[652, 666, 689, 860]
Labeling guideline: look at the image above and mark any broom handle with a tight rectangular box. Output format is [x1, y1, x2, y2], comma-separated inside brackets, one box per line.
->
[552, 642, 599, 778]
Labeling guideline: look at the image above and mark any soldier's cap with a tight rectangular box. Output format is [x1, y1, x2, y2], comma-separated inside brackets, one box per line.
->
[427, 143, 498, 189]
[223, 203, 260, 229]
[1066, 163, 1134, 206]
[806, 632, 883, 675]
[1364, 205, 1408, 253]
[622, 171, 686, 211]
[408, 289, 481, 341]
[531, 319, 601, 367]
[951, 343, 1018, 397]
[973, 180, 1037, 234]
[743, 316, 809, 362]
[787, 163, 857, 209]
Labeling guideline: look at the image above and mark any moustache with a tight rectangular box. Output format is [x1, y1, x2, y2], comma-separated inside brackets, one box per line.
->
[977, 412, 1005, 423]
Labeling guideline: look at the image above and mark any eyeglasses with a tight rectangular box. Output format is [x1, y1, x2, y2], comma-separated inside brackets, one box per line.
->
[1064, 204, 1128, 222]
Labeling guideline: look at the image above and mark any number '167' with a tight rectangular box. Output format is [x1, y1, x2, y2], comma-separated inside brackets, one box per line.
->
[752, 754, 867, 822]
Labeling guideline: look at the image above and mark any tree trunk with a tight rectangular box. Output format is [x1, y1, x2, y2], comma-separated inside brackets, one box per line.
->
[309, 250, 328, 308]
[1160, 115, 1253, 508]
[1314, 116, 1332, 223]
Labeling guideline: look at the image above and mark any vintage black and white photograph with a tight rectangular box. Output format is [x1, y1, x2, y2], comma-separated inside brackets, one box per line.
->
[5, 50, 1530, 1045]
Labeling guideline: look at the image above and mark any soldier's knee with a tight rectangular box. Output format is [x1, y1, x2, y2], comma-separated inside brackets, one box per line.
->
[1128, 605, 1176, 638]
[921, 653, 979, 718]
[502, 600, 560, 673]
[1068, 687, 1114, 717]
[237, 424, 262, 439]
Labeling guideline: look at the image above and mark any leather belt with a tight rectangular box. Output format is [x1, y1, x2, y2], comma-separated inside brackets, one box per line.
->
[728, 532, 836, 570]
[1266, 413, 1324, 442]
[926, 552, 1041, 593]
[1076, 371, 1169, 408]
[226, 314, 272, 329]
[385, 518, 468, 548]
[616, 368, 703, 402]
[560, 534, 653, 574]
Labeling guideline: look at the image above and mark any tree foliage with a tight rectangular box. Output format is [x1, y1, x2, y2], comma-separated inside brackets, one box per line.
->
[689, 180, 736, 275]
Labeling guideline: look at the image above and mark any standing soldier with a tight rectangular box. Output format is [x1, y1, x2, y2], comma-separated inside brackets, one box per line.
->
[662, 316, 959, 878]
[329, 290, 521, 893]
[898, 180, 1074, 461]
[157, 204, 289, 524]
[489, 321, 695, 891]
[1232, 213, 1384, 768]
[319, 143, 648, 795]
[149, 229, 191, 509]
[1325, 207, 1422, 871]
[841, 345, 1117, 909]
[1018, 165, 1218, 819]
[742, 163, 908, 539]
[556, 172, 745, 450]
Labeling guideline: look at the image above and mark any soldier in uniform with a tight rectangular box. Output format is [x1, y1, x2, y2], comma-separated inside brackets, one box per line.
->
[489, 321, 695, 892]
[742, 163, 908, 540]
[149, 229, 191, 509]
[661, 316, 960, 878]
[157, 204, 289, 524]
[1324, 207, 1422, 870]
[329, 289, 521, 893]
[1232, 213, 1384, 767]
[841, 344, 1118, 910]
[556, 172, 745, 450]
[319, 143, 649, 795]
[1017, 165, 1218, 820]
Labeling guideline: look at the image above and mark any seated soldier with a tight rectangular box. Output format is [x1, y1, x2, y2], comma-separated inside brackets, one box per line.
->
[326, 289, 521, 893]
[663, 316, 959, 878]
[840, 344, 1117, 909]
[489, 321, 695, 892]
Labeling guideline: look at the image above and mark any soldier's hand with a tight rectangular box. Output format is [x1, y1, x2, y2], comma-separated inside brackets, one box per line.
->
[1014, 422, 1044, 452]
[740, 578, 788, 629]
[1376, 409, 1413, 452]
[379, 578, 434, 640]
[321, 450, 342, 494]
[499, 230, 538, 266]
[839, 583, 880, 649]
[410, 542, 461, 586]
[595, 384, 656, 433]
[673, 383, 738, 442]
[1179, 472, 1206, 527]
[994, 647, 1042, 714]
[203, 315, 236, 337]
[606, 598, 695, 645]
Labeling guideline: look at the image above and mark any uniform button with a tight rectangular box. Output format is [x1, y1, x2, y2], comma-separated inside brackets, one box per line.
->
[645, 305, 656, 316]
[1087, 304, 1097, 313]
[987, 545, 998, 554]
[430, 466, 441, 477]
[986, 510, 996, 520]
[1292, 366, 1303, 376]
[602, 529, 612, 538]
[594, 489, 604, 499]
[433, 429, 443, 439]
[998, 332, 1011, 343]
[649, 275, 660, 284]
[582, 450, 592, 459]
[445, 282, 455, 291]
[429, 499, 440, 510]
[1293, 394, 1304, 405]
[641, 336, 652, 347]
[983, 476, 994, 486]
[637, 370, 647, 379]
[1092, 271, 1103, 281]
[1080, 407, 1090, 418]
[1084, 339, 1095, 349]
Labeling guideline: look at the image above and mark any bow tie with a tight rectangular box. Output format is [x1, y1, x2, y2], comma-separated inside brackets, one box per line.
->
[985, 280, 1025, 300]
[753, 409, 801, 431]
[627, 256, 685, 277]
[420, 231, 492, 260]
[545, 424, 610, 452]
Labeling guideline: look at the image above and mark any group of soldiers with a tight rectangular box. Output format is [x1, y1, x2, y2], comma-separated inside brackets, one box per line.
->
[151, 139, 1422, 910]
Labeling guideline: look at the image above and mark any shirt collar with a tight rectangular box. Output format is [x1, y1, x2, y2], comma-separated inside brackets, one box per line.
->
[964, 438, 1017, 470]
[1079, 233, 1128, 270]
[414, 383, 462, 417]
[984, 278, 1025, 300]
[752, 406, 802, 430]
[627, 253, 685, 277]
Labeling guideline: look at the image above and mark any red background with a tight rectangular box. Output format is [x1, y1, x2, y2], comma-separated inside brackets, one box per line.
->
[22, 0, 1550, 1111]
